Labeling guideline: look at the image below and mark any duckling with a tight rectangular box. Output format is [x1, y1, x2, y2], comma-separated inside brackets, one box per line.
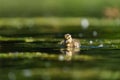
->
[60, 34, 80, 48]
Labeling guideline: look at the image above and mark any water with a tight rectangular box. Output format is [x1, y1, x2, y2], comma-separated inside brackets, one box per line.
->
[0, 37, 120, 80]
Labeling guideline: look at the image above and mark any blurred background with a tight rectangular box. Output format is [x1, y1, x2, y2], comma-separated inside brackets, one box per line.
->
[0, 0, 120, 38]
[1, 0, 120, 80]
[0, 0, 120, 17]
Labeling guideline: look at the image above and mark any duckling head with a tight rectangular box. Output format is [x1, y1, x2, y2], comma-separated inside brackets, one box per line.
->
[64, 34, 72, 40]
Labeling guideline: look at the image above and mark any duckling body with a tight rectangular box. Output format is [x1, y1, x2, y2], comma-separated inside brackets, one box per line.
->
[60, 34, 80, 48]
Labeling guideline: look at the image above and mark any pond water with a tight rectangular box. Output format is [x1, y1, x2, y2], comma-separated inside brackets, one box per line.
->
[0, 36, 120, 80]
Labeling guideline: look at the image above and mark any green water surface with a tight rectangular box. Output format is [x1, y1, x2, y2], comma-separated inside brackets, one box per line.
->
[0, 37, 120, 80]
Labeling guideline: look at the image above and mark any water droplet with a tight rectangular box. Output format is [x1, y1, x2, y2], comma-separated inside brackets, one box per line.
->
[89, 40, 93, 44]
[58, 55, 64, 61]
[23, 69, 32, 77]
[81, 18, 89, 29]
[98, 44, 104, 48]
[93, 31, 98, 37]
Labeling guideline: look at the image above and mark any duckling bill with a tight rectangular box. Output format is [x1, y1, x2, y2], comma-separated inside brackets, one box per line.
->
[60, 34, 80, 48]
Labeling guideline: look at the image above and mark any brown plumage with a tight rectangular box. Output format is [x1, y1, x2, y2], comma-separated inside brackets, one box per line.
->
[60, 34, 80, 48]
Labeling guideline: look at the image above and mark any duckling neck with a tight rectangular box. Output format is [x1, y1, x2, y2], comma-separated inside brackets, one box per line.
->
[65, 38, 73, 43]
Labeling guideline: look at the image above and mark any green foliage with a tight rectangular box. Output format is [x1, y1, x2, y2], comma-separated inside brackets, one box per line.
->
[0, 0, 120, 17]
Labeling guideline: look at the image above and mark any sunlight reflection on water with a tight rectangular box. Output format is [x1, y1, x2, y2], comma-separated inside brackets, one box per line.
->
[23, 69, 32, 77]
[81, 18, 89, 30]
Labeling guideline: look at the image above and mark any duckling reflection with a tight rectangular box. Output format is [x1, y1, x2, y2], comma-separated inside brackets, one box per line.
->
[60, 48, 80, 61]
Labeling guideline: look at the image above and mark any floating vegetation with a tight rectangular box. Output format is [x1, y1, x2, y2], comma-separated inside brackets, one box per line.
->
[0, 52, 103, 61]
[0, 37, 120, 80]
